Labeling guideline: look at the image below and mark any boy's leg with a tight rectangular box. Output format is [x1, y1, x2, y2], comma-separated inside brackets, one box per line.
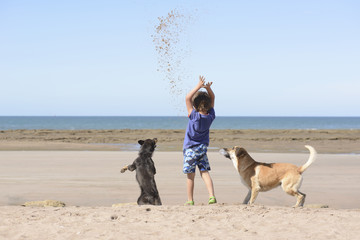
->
[200, 171, 215, 198]
[186, 172, 196, 201]
[197, 147, 214, 199]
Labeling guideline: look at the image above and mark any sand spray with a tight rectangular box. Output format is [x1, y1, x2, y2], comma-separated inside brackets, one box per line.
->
[152, 8, 197, 114]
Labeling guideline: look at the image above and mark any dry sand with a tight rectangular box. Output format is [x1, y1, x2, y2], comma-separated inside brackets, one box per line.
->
[0, 150, 360, 239]
[1, 205, 360, 240]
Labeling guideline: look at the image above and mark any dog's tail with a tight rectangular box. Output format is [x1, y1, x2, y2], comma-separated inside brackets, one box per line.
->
[298, 145, 317, 174]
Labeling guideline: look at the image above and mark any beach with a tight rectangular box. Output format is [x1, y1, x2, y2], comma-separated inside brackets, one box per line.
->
[1, 130, 360, 239]
[2, 0, 359, 238]
[1, 204, 360, 240]
[0, 129, 359, 153]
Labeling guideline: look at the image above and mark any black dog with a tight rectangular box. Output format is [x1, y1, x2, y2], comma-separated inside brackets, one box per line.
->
[120, 138, 162, 205]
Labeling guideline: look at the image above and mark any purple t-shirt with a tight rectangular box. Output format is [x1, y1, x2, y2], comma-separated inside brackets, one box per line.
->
[183, 108, 216, 150]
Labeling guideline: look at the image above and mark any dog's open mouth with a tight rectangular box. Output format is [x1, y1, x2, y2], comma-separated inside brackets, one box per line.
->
[219, 149, 230, 159]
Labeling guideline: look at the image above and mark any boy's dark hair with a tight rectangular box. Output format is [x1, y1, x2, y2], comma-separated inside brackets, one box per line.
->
[192, 91, 211, 113]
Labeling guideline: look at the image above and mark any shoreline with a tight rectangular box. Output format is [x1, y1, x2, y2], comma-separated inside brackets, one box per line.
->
[0, 129, 359, 153]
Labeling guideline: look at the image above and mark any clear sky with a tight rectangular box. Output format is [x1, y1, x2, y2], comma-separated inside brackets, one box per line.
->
[1, 0, 359, 116]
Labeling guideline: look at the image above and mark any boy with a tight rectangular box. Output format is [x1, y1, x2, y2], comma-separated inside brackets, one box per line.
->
[183, 75, 216, 205]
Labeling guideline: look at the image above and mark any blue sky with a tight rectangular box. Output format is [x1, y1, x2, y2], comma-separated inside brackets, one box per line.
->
[1, 0, 359, 116]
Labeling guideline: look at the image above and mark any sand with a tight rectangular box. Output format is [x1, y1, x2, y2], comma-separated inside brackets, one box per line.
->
[0, 129, 359, 153]
[152, 9, 194, 113]
[1, 205, 360, 240]
[0, 130, 359, 239]
[1, 151, 359, 208]
[1, 150, 360, 239]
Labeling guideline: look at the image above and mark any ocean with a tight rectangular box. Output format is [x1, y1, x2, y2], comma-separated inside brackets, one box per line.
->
[0, 116, 359, 130]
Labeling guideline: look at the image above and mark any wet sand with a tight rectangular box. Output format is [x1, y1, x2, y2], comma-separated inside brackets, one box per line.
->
[0, 129, 359, 153]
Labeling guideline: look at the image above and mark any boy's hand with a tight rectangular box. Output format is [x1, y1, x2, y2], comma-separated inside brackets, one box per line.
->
[197, 75, 206, 88]
[205, 81, 213, 90]
[205, 80, 215, 108]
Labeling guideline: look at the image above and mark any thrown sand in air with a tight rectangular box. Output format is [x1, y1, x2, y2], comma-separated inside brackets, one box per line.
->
[152, 9, 196, 113]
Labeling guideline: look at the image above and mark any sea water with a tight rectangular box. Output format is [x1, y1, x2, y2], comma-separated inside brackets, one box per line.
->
[0, 116, 359, 130]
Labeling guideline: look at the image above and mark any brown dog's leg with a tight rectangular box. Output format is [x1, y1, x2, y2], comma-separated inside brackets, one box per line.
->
[294, 191, 306, 207]
[283, 189, 306, 207]
[249, 187, 260, 205]
[248, 176, 260, 204]
[282, 175, 305, 207]
[243, 190, 251, 204]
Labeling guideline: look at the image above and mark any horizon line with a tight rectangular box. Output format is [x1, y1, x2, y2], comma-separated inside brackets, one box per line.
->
[0, 115, 359, 118]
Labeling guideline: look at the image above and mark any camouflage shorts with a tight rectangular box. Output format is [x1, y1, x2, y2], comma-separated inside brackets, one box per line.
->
[183, 144, 211, 174]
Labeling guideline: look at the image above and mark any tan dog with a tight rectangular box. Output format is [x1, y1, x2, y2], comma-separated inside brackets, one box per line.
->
[219, 145, 317, 207]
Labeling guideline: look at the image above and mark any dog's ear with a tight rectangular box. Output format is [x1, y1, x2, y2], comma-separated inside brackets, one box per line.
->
[153, 138, 158, 143]
[235, 147, 247, 158]
[138, 140, 145, 145]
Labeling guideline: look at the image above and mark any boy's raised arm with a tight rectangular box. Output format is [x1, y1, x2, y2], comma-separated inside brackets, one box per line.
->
[205, 82, 215, 109]
[185, 76, 205, 116]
